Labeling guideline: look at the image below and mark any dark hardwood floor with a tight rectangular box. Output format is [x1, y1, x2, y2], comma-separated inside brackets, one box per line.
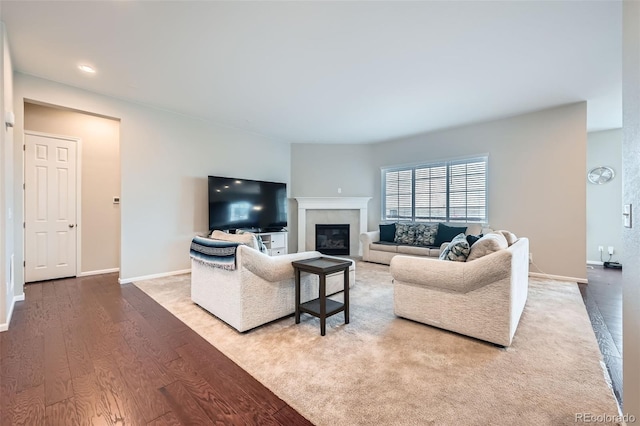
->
[3, 267, 622, 424]
[0, 273, 313, 425]
[580, 265, 623, 408]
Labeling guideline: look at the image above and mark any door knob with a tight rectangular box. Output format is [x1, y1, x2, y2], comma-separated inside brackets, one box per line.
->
[69, 224, 75, 228]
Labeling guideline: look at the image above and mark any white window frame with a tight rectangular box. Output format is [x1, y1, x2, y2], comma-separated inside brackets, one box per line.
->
[381, 155, 488, 224]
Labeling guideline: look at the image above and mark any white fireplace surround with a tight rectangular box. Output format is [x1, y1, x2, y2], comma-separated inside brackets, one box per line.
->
[295, 197, 371, 255]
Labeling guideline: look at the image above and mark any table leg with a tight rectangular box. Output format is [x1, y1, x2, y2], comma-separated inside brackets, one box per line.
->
[295, 268, 301, 324]
[344, 267, 349, 324]
[320, 273, 326, 336]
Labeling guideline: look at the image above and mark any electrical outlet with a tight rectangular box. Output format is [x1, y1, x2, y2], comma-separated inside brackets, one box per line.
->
[608, 246, 614, 255]
[529, 253, 533, 263]
[598, 245, 604, 253]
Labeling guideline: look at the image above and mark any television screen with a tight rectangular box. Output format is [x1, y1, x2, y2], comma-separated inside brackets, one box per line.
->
[208, 176, 288, 232]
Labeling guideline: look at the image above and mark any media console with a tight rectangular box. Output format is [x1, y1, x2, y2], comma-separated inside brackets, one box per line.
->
[257, 231, 288, 256]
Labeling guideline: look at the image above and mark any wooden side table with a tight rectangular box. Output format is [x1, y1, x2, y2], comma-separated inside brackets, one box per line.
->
[292, 257, 351, 336]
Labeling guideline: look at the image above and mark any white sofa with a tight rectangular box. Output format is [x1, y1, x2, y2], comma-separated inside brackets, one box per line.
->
[360, 223, 487, 265]
[389, 234, 529, 346]
[191, 241, 355, 332]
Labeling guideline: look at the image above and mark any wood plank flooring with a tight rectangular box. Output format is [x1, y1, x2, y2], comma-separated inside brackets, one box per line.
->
[580, 266, 623, 408]
[0, 273, 313, 425]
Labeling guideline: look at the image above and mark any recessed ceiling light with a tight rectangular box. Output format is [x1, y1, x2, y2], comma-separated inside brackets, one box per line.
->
[78, 64, 96, 74]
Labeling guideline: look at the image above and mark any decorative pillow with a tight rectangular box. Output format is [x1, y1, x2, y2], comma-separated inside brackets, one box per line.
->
[466, 232, 508, 262]
[236, 229, 268, 253]
[439, 233, 470, 262]
[495, 230, 517, 246]
[481, 226, 495, 235]
[414, 223, 439, 247]
[210, 230, 259, 251]
[394, 223, 416, 245]
[465, 223, 483, 236]
[466, 234, 483, 246]
[379, 223, 397, 242]
[434, 224, 468, 247]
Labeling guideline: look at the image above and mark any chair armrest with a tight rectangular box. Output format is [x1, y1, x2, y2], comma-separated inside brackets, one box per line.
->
[390, 249, 512, 293]
[240, 246, 323, 282]
[390, 256, 464, 291]
[360, 231, 380, 261]
[360, 230, 380, 244]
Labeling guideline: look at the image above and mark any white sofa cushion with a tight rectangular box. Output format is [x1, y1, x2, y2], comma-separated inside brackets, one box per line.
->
[235, 229, 268, 253]
[371, 242, 398, 253]
[397, 245, 431, 256]
[465, 223, 483, 235]
[467, 232, 508, 262]
[210, 230, 259, 251]
[495, 230, 518, 246]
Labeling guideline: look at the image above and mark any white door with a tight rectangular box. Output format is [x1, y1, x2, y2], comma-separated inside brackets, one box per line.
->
[25, 133, 78, 282]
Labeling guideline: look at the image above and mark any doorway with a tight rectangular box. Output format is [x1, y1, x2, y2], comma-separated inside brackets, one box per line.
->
[585, 128, 623, 407]
[24, 132, 79, 282]
[24, 102, 121, 280]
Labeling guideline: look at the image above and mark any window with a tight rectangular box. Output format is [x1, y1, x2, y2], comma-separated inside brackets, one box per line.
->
[382, 156, 487, 223]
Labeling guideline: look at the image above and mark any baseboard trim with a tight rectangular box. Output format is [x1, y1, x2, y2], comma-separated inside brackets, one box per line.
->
[529, 272, 588, 284]
[587, 260, 604, 266]
[118, 269, 191, 285]
[78, 268, 120, 277]
[0, 293, 26, 332]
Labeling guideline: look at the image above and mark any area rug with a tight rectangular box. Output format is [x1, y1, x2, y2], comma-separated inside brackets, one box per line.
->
[134, 261, 620, 426]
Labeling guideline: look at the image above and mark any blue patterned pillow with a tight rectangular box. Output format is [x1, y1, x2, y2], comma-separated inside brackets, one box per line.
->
[414, 223, 439, 246]
[394, 223, 416, 245]
[439, 233, 470, 262]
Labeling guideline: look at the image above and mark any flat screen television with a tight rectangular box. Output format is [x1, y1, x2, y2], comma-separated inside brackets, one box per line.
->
[208, 175, 288, 232]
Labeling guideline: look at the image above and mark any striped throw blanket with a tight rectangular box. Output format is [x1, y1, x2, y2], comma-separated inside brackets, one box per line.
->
[189, 236, 241, 271]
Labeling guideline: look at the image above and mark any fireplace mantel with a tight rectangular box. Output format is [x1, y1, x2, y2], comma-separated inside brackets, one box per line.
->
[295, 197, 371, 255]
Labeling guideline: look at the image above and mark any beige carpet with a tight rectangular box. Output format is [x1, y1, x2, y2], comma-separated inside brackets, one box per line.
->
[134, 261, 620, 426]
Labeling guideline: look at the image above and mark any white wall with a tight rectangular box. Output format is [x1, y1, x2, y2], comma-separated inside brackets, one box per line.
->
[1, 22, 15, 330]
[13, 73, 291, 291]
[586, 129, 622, 264]
[291, 103, 588, 280]
[622, 0, 640, 418]
[289, 143, 374, 251]
[0, 23, 6, 327]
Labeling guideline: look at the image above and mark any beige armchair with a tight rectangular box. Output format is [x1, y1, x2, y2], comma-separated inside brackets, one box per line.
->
[389, 237, 529, 346]
[191, 244, 355, 332]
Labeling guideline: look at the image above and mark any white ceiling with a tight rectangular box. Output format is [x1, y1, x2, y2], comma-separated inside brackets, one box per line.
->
[0, 1, 622, 144]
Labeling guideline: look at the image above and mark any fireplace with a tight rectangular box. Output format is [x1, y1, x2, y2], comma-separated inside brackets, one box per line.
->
[315, 224, 350, 255]
[295, 197, 370, 255]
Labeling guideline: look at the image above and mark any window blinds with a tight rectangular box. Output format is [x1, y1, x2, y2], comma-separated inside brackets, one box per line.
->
[382, 157, 487, 223]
